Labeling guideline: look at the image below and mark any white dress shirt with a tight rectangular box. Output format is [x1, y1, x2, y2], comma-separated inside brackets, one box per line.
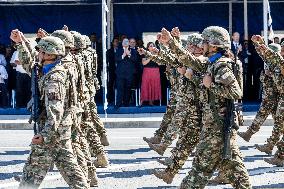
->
[0, 65, 8, 84]
[0, 54, 7, 66]
[10, 51, 27, 74]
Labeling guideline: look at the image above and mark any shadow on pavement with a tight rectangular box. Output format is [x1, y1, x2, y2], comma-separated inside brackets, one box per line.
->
[248, 166, 284, 176]
[0, 172, 22, 181]
[239, 145, 257, 151]
[0, 160, 25, 166]
[98, 168, 153, 179]
[0, 150, 30, 155]
[137, 187, 177, 189]
[254, 183, 284, 188]
[243, 154, 270, 162]
[110, 157, 159, 165]
[107, 148, 151, 154]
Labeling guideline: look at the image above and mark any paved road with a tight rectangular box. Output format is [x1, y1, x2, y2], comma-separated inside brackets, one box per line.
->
[0, 126, 283, 189]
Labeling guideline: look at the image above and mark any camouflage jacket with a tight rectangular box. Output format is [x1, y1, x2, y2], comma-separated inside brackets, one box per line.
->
[254, 44, 284, 94]
[82, 48, 99, 97]
[167, 38, 242, 123]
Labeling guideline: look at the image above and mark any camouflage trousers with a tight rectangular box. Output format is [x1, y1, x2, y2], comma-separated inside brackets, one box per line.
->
[266, 94, 284, 147]
[19, 140, 89, 189]
[88, 100, 107, 137]
[72, 131, 97, 186]
[154, 89, 177, 138]
[165, 105, 202, 176]
[81, 106, 105, 156]
[249, 75, 278, 134]
[179, 119, 251, 189]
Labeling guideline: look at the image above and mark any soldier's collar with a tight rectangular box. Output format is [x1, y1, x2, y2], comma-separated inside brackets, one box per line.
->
[208, 53, 222, 63]
[43, 60, 60, 75]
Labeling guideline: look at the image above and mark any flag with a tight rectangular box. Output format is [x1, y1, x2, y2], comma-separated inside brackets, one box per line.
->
[267, 0, 274, 41]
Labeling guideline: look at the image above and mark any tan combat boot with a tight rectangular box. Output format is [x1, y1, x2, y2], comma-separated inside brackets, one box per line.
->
[153, 169, 174, 184]
[94, 152, 109, 168]
[237, 129, 254, 142]
[157, 158, 173, 166]
[148, 143, 168, 156]
[89, 171, 99, 187]
[143, 136, 162, 144]
[100, 134, 110, 146]
[264, 156, 284, 167]
[208, 173, 230, 184]
[255, 144, 273, 155]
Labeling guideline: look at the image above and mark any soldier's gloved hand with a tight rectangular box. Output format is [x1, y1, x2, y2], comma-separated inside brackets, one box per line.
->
[62, 25, 69, 31]
[152, 47, 160, 55]
[37, 28, 48, 38]
[203, 74, 212, 88]
[137, 48, 146, 55]
[171, 27, 181, 38]
[160, 28, 172, 45]
[185, 69, 193, 79]
[32, 134, 43, 145]
[10, 29, 23, 43]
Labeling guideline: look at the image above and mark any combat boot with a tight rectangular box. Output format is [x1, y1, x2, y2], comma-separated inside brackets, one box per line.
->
[143, 136, 162, 144]
[148, 143, 168, 156]
[89, 171, 99, 187]
[208, 173, 230, 184]
[255, 143, 273, 155]
[157, 158, 173, 166]
[264, 156, 284, 167]
[153, 169, 174, 184]
[100, 134, 110, 146]
[93, 152, 109, 168]
[237, 129, 254, 142]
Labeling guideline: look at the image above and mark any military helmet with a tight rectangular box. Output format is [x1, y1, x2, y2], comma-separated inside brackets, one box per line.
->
[83, 35, 91, 46]
[187, 33, 203, 47]
[37, 36, 65, 56]
[268, 43, 281, 53]
[202, 26, 231, 49]
[51, 30, 74, 48]
[71, 31, 86, 49]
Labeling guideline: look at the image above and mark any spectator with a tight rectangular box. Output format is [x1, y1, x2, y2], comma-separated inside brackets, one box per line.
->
[274, 36, 280, 44]
[242, 40, 252, 100]
[10, 51, 31, 108]
[0, 45, 7, 66]
[129, 38, 142, 89]
[0, 59, 8, 107]
[5, 44, 16, 107]
[231, 32, 244, 62]
[107, 38, 119, 105]
[89, 32, 98, 50]
[115, 38, 138, 108]
[136, 39, 144, 48]
[140, 42, 161, 106]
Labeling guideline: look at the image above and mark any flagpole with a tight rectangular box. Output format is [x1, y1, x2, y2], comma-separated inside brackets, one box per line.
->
[102, 0, 108, 118]
[263, 0, 268, 45]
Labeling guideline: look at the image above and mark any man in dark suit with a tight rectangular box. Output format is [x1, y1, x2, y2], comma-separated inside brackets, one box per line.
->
[106, 38, 119, 105]
[115, 38, 138, 108]
[231, 32, 244, 62]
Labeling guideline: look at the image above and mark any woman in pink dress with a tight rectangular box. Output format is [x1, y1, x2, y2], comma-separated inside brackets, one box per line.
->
[140, 42, 161, 106]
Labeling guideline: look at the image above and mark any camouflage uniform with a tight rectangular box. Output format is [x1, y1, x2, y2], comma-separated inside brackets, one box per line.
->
[17, 37, 89, 189]
[255, 42, 284, 164]
[83, 35, 109, 145]
[52, 30, 98, 186]
[153, 34, 204, 182]
[238, 43, 279, 143]
[167, 26, 251, 188]
[71, 32, 108, 167]
[143, 45, 179, 144]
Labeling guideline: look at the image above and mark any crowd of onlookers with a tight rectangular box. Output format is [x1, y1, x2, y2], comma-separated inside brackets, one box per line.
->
[0, 31, 281, 109]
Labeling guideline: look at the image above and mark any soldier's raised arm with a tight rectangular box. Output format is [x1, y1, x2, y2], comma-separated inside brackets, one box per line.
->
[159, 28, 205, 72]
